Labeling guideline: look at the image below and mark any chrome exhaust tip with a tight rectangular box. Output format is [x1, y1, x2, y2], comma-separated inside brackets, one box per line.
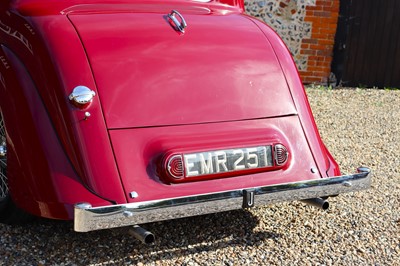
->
[301, 198, 329, 210]
[129, 225, 155, 245]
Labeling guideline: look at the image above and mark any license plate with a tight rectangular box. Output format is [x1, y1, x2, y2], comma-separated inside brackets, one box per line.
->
[183, 145, 273, 177]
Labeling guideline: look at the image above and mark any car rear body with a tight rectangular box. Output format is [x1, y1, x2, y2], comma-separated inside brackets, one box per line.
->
[0, 0, 370, 232]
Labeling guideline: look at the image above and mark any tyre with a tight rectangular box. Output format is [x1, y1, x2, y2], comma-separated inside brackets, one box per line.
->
[0, 110, 32, 224]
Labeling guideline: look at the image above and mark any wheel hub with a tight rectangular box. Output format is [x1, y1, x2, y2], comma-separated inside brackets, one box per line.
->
[0, 144, 7, 157]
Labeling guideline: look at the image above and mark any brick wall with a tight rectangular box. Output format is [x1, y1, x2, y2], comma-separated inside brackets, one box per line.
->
[245, 0, 340, 84]
[300, 0, 339, 84]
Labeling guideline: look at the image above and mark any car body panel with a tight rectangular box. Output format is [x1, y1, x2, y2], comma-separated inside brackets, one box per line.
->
[110, 115, 320, 202]
[9, 0, 244, 16]
[0, 5, 127, 208]
[69, 11, 297, 128]
[0, 45, 112, 219]
[21, 14, 128, 204]
[250, 19, 339, 178]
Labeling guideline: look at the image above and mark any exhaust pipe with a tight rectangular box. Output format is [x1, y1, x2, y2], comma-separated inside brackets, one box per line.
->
[301, 198, 329, 210]
[129, 225, 155, 245]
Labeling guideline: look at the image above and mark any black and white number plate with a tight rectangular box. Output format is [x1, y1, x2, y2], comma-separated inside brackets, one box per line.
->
[183, 146, 273, 177]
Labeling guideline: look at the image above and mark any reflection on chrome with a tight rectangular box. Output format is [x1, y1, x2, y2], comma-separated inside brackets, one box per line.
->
[69, 86, 96, 106]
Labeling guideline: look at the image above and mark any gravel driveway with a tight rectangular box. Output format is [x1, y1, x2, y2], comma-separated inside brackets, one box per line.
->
[1, 88, 399, 265]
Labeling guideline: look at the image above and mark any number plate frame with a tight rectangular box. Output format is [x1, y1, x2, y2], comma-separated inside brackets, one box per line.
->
[162, 143, 289, 183]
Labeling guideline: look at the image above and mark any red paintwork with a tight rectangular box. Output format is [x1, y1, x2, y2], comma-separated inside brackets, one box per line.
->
[111, 116, 318, 202]
[70, 12, 296, 128]
[0, 0, 340, 220]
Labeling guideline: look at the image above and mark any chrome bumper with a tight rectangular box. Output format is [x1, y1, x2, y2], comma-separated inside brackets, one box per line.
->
[74, 167, 371, 232]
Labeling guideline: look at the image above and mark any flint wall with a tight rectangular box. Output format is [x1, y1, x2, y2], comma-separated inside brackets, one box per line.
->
[245, 0, 340, 84]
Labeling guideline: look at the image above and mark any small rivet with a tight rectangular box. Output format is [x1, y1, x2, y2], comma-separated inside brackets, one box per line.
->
[84, 112, 91, 120]
[129, 191, 139, 199]
[343, 181, 352, 187]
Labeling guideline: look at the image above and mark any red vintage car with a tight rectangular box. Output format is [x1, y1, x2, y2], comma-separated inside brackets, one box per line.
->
[0, 0, 370, 243]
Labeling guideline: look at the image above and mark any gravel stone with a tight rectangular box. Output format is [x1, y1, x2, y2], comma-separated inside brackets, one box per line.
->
[0, 88, 399, 265]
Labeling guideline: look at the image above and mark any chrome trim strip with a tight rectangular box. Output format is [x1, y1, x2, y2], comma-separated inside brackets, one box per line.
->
[74, 167, 371, 232]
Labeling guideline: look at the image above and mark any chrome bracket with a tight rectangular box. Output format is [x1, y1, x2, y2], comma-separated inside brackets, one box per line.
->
[243, 189, 255, 208]
[168, 10, 187, 33]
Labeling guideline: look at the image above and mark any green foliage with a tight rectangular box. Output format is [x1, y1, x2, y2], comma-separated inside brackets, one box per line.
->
[306, 84, 334, 90]
[384, 87, 400, 91]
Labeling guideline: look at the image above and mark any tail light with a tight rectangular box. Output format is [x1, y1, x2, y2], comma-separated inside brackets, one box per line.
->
[274, 144, 289, 166]
[167, 155, 184, 179]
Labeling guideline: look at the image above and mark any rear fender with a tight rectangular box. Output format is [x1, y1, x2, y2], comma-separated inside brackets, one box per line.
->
[0, 45, 110, 219]
[28, 14, 127, 203]
[0, 10, 127, 204]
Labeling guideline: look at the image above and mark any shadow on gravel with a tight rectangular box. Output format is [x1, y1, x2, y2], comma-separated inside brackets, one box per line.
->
[1, 209, 280, 264]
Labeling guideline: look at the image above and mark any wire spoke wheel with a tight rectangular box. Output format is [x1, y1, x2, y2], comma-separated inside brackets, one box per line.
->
[0, 111, 8, 201]
[0, 110, 31, 224]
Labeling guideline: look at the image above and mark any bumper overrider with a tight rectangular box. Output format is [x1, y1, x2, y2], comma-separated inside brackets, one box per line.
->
[74, 167, 371, 232]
